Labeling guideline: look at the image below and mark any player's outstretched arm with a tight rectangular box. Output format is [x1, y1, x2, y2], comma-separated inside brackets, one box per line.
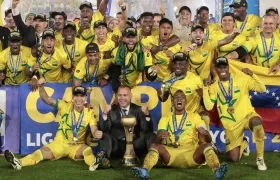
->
[38, 78, 56, 107]
[217, 28, 240, 48]
[242, 68, 266, 93]
[202, 78, 216, 111]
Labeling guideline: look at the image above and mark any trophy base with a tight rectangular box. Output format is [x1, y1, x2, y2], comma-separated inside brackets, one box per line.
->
[122, 156, 140, 166]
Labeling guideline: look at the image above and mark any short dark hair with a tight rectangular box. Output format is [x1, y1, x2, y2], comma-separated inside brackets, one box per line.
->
[153, 13, 162, 17]
[117, 12, 122, 15]
[118, 85, 131, 92]
[172, 90, 186, 100]
[221, 12, 235, 22]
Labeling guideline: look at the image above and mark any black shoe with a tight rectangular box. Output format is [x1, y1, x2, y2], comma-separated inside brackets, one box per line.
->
[96, 150, 111, 169]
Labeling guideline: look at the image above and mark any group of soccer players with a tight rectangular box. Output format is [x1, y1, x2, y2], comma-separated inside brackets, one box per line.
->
[1, 0, 280, 179]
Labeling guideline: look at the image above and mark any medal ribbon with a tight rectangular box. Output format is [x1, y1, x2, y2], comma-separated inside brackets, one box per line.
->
[261, 32, 274, 60]
[37, 51, 53, 65]
[204, 26, 209, 41]
[165, 73, 186, 85]
[239, 15, 248, 32]
[218, 76, 233, 106]
[9, 52, 21, 78]
[172, 111, 187, 141]
[71, 107, 84, 140]
[86, 60, 99, 85]
[63, 40, 76, 62]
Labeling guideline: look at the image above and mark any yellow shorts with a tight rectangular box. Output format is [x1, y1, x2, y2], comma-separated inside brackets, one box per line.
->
[225, 112, 260, 152]
[165, 145, 199, 168]
[44, 141, 87, 160]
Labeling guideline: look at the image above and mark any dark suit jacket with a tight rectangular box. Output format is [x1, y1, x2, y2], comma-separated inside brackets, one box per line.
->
[13, 14, 37, 47]
[0, 26, 10, 50]
[99, 103, 153, 141]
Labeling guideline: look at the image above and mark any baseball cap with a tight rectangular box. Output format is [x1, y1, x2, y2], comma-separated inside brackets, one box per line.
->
[94, 20, 107, 28]
[86, 43, 99, 53]
[42, 29, 55, 39]
[64, 21, 77, 30]
[73, 86, 87, 96]
[229, 0, 248, 8]
[5, 8, 12, 17]
[159, 18, 173, 27]
[123, 27, 137, 37]
[197, 6, 209, 15]
[265, 7, 279, 15]
[179, 6, 191, 14]
[214, 57, 229, 67]
[34, 13, 47, 21]
[191, 24, 204, 32]
[8, 31, 22, 41]
[79, 1, 93, 10]
[172, 52, 187, 62]
[50, 11, 67, 20]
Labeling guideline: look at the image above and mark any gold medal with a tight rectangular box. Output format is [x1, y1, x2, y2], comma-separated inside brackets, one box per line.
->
[73, 137, 78, 144]
[173, 141, 180, 148]
[227, 106, 234, 114]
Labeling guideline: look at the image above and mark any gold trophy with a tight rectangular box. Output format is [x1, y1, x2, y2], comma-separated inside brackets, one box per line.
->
[121, 115, 140, 166]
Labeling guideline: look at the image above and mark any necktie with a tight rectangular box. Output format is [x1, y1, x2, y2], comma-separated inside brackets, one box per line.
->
[122, 109, 127, 116]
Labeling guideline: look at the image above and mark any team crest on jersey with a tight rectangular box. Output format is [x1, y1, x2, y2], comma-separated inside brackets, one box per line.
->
[234, 86, 240, 93]
[185, 88, 192, 94]
[247, 27, 252, 32]
[186, 121, 192, 126]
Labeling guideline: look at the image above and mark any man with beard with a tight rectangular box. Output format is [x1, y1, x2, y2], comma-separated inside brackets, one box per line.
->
[203, 57, 267, 171]
[55, 22, 88, 82]
[131, 90, 228, 180]
[0, 31, 31, 85]
[76, 0, 109, 43]
[50, 11, 67, 43]
[109, 27, 158, 93]
[11, 0, 44, 47]
[196, 6, 220, 41]
[72, 43, 111, 88]
[229, 0, 261, 37]
[25, 29, 71, 90]
[182, 24, 240, 80]
[4, 84, 104, 171]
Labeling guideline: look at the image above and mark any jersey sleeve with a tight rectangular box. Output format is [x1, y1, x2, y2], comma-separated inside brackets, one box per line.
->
[26, 56, 37, 68]
[193, 113, 206, 129]
[92, 10, 104, 24]
[73, 60, 86, 80]
[0, 53, 6, 72]
[144, 51, 153, 66]
[242, 37, 255, 53]
[61, 54, 71, 69]
[157, 116, 169, 131]
[54, 99, 67, 110]
[203, 83, 217, 111]
[111, 48, 118, 64]
[208, 39, 219, 50]
[88, 110, 97, 126]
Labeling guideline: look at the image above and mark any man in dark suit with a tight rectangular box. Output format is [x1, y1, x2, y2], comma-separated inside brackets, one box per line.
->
[98, 85, 156, 162]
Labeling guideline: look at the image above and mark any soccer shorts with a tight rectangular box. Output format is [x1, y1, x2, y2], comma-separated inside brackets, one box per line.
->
[165, 145, 200, 168]
[225, 112, 261, 152]
[44, 141, 87, 160]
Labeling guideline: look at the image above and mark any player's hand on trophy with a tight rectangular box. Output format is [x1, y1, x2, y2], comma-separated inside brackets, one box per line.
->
[32, 63, 40, 71]
[157, 131, 169, 140]
[12, 0, 20, 9]
[141, 105, 149, 116]
[93, 130, 103, 139]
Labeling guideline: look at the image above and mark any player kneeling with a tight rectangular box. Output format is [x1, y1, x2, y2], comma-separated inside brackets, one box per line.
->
[131, 90, 228, 180]
[5, 78, 104, 171]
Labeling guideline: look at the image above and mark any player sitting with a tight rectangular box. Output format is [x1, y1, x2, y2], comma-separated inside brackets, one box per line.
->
[131, 90, 228, 180]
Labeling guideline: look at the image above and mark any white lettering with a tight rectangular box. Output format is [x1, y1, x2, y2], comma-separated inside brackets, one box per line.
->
[26, 133, 54, 147]
[42, 133, 53, 145]
[27, 133, 35, 146]
[210, 130, 220, 143]
[220, 131, 226, 144]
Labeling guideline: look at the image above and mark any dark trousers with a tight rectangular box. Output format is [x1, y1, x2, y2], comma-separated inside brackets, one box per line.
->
[99, 132, 156, 159]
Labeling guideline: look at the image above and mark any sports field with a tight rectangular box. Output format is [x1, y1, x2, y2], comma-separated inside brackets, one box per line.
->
[0, 152, 279, 180]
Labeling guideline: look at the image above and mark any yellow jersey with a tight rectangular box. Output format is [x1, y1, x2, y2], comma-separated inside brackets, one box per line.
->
[0, 46, 31, 85]
[54, 31, 63, 44]
[163, 72, 203, 113]
[153, 38, 181, 81]
[236, 14, 261, 37]
[203, 23, 221, 41]
[54, 100, 97, 144]
[185, 39, 218, 79]
[27, 48, 71, 82]
[248, 32, 280, 67]
[203, 73, 266, 130]
[108, 26, 122, 40]
[75, 10, 104, 43]
[74, 56, 108, 83]
[158, 112, 205, 148]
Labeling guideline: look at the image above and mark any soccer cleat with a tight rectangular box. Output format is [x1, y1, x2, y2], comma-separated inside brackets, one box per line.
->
[89, 159, 99, 171]
[4, 150, 22, 170]
[243, 136, 250, 156]
[214, 162, 228, 180]
[131, 167, 150, 180]
[256, 158, 267, 171]
[96, 150, 111, 169]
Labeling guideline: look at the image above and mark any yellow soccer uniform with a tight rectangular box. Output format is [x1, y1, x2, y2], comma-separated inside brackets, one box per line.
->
[93, 37, 115, 62]
[213, 30, 250, 58]
[153, 38, 181, 81]
[185, 39, 218, 79]
[54, 31, 64, 44]
[112, 44, 153, 87]
[158, 112, 206, 168]
[247, 32, 280, 67]
[0, 46, 31, 85]
[74, 56, 107, 83]
[163, 72, 203, 113]
[203, 73, 266, 151]
[76, 10, 104, 43]
[108, 26, 122, 40]
[55, 38, 89, 82]
[204, 23, 221, 41]
[44, 99, 97, 160]
[26, 48, 71, 82]
[236, 14, 261, 37]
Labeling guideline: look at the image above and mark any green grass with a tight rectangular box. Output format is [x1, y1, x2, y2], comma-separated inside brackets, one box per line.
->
[0, 153, 280, 180]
